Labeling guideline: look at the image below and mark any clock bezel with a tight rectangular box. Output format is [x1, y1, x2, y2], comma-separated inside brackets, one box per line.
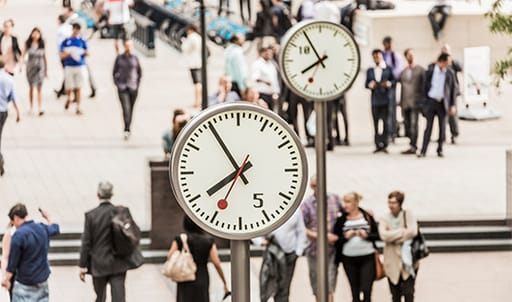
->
[279, 20, 361, 102]
[169, 103, 309, 240]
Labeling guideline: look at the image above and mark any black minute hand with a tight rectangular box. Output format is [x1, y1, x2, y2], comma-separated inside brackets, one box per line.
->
[208, 122, 249, 184]
[304, 32, 325, 68]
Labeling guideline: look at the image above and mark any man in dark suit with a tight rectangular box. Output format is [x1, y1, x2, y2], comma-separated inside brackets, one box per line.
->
[365, 49, 395, 153]
[419, 53, 457, 157]
[79, 181, 143, 302]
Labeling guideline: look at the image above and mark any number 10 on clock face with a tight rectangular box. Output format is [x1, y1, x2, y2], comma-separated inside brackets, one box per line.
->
[171, 104, 308, 240]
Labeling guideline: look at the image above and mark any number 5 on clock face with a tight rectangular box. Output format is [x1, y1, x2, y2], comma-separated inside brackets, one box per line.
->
[170, 103, 308, 240]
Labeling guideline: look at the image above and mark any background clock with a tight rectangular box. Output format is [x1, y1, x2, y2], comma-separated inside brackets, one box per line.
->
[279, 20, 361, 101]
[170, 103, 308, 240]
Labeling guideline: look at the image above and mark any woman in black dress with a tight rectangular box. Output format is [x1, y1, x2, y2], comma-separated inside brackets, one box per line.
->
[167, 216, 229, 302]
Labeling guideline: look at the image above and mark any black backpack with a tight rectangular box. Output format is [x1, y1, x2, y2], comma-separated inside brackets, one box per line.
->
[111, 206, 141, 257]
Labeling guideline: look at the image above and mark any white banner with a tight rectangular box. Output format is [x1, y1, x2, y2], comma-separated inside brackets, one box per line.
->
[463, 47, 491, 104]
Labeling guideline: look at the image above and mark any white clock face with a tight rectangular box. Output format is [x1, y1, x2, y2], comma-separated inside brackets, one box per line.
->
[170, 103, 308, 240]
[279, 20, 360, 101]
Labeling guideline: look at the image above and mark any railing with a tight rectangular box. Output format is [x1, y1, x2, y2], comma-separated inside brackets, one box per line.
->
[131, 9, 156, 57]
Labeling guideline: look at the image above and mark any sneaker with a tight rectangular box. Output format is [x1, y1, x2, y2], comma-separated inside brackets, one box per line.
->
[123, 131, 130, 140]
[89, 89, 96, 98]
[401, 148, 417, 155]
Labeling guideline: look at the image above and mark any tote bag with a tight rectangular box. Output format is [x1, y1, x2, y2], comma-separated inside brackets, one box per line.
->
[162, 233, 197, 282]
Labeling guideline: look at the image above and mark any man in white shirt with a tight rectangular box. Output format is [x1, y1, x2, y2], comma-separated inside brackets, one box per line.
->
[251, 46, 280, 110]
[103, 0, 134, 53]
[314, 0, 341, 23]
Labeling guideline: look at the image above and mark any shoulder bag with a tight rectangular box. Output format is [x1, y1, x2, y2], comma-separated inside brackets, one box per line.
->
[404, 211, 430, 262]
[162, 233, 197, 282]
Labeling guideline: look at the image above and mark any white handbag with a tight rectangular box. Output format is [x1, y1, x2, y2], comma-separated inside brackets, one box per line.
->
[162, 234, 197, 282]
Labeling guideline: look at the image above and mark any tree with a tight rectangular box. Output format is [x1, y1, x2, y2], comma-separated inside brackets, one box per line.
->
[486, 0, 512, 85]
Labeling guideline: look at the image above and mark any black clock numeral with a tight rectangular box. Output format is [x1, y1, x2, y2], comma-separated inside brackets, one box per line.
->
[298, 46, 310, 55]
[260, 120, 269, 132]
[210, 210, 219, 223]
[262, 210, 271, 222]
[278, 140, 290, 149]
[187, 143, 200, 151]
[253, 193, 264, 208]
[279, 192, 291, 201]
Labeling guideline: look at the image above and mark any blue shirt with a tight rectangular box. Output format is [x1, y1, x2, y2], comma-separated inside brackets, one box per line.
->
[60, 36, 88, 66]
[7, 220, 60, 285]
[428, 64, 446, 100]
[224, 44, 248, 90]
[0, 70, 15, 112]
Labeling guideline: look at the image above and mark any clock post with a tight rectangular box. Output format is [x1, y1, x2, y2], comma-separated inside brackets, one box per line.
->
[278, 20, 360, 302]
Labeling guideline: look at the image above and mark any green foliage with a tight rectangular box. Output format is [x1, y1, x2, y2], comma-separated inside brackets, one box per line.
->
[486, 0, 512, 85]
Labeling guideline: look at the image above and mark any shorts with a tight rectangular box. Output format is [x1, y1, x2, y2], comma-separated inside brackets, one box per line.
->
[64, 66, 86, 90]
[189, 68, 201, 84]
[111, 24, 127, 40]
[307, 253, 339, 296]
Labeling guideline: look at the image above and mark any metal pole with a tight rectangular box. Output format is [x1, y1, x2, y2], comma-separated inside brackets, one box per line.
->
[314, 101, 328, 302]
[199, 0, 208, 110]
[231, 240, 251, 302]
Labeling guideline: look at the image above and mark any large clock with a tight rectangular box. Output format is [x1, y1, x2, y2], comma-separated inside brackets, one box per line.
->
[279, 20, 360, 101]
[170, 103, 308, 240]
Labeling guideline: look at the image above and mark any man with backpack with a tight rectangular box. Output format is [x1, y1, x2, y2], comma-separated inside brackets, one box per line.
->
[79, 181, 143, 302]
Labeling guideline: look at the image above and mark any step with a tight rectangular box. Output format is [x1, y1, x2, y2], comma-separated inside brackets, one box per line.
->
[48, 249, 170, 266]
[421, 225, 512, 240]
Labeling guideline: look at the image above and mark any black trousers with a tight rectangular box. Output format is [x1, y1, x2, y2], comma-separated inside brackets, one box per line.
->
[388, 84, 398, 139]
[402, 107, 419, 149]
[93, 272, 126, 302]
[371, 105, 389, 150]
[117, 88, 138, 132]
[287, 92, 313, 142]
[0, 111, 7, 163]
[333, 96, 349, 143]
[342, 254, 375, 302]
[448, 110, 459, 139]
[273, 253, 298, 302]
[420, 99, 447, 154]
[260, 93, 274, 110]
[388, 275, 416, 302]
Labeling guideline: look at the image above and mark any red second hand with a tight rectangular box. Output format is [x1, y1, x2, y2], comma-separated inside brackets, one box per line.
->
[218, 154, 250, 210]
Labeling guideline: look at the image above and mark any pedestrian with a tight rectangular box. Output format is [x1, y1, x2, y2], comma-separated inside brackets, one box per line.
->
[60, 22, 89, 115]
[365, 49, 394, 154]
[252, 0, 277, 50]
[1, 222, 16, 300]
[224, 33, 249, 98]
[79, 181, 144, 302]
[251, 46, 280, 110]
[418, 53, 457, 158]
[333, 94, 350, 146]
[244, 87, 269, 108]
[333, 192, 380, 302]
[1, 203, 60, 301]
[398, 48, 425, 155]
[208, 75, 240, 107]
[162, 109, 190, 156]
[382, 36, 401, 141]
[19, 27, 48, 116]
[103, 0, 134, 54]
[271, 0, 292, 42]
[0, 19, 22, 76]
[283, 85, 314, 147]
[63, 7, 97, 98]
[54, 14, 72, 99]
[180, 24, 203, 108]
[257, 208, 307, 302]
[166, 216, 230, 302]
[440, 44, 461, 144]
[301, 175, 343, 302]
[113, 39, 142, 140]
[0, 58, 21, 177]
[378, 191, 419, 302]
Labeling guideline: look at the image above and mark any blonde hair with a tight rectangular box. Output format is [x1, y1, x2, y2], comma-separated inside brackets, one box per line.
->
[344, 191, 363, 203]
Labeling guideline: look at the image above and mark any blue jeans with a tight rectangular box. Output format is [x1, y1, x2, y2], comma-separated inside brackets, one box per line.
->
[12, 281, 49, 302]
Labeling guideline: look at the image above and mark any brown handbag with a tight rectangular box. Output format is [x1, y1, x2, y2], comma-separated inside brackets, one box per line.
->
[374, 251, 386, 280]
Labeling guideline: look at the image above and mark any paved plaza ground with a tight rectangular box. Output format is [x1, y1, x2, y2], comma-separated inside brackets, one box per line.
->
[0, 0, 511, 301]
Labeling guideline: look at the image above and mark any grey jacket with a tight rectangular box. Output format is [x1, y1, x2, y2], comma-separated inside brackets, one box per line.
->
[79, 201, 143, 277]
[399, 65, 426, 109]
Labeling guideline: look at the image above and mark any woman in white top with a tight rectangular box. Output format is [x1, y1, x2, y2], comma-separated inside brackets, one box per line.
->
[180, 24, 203, 108]
[333, 192, 380, 302]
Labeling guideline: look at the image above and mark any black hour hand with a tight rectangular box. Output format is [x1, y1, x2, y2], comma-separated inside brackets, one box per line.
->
[207, 162, 253, 196]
